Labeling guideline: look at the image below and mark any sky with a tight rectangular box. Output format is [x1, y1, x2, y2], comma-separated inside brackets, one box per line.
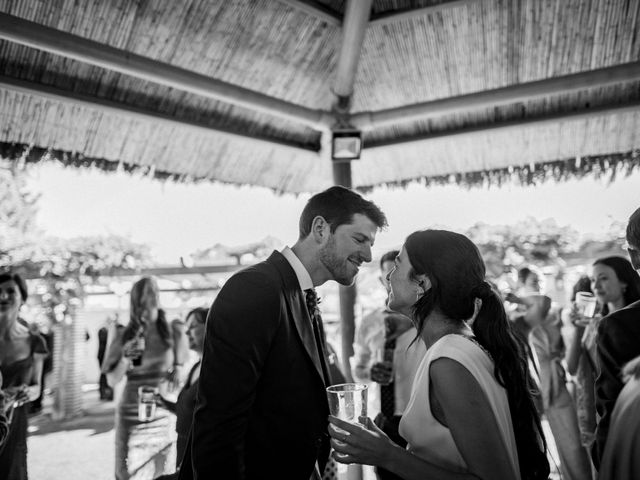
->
[27, 162, 640, 264]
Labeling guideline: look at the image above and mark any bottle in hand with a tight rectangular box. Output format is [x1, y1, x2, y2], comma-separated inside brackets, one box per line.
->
[132, 329, 145, 367]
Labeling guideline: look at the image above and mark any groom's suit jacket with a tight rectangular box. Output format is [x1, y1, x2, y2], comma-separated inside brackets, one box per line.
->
[179, 251, 331, 480]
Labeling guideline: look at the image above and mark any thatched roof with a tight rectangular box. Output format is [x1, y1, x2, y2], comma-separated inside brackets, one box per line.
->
[1, 0, 639, 193]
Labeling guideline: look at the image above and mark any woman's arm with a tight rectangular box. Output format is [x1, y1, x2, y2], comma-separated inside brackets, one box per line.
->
[565, 323, 585, 376]
[429, 358, 518, 480]
[166, 319, 188, 387]
[23, 353, 46, 402]
[330, 357, 515, 480]
[329, 416, 478, 480]
[102, 328, 129, 387]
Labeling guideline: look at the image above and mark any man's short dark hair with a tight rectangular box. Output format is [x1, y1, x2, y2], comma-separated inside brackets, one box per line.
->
[0, 270, 28, 301]
[627, 206, 640, 247]
[517, 266, 533, 285]
[298, 186, 387, 239]
[379, 250, 399, 270]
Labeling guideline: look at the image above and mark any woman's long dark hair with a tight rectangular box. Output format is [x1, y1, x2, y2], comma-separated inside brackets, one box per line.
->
[593, 256, 640, 316]
[405, 230, 549, 480]
[123, 277, 172, 346]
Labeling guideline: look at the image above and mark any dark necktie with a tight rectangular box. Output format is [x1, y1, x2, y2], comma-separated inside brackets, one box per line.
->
[305, 289, 330, 385]
[380, 317, 396, 418]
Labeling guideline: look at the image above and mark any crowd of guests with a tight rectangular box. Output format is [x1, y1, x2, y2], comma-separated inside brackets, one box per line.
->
[1, 187, 639, 480]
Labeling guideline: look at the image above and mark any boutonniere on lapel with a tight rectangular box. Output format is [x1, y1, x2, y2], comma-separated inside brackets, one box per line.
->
[304, 289, 323, 320]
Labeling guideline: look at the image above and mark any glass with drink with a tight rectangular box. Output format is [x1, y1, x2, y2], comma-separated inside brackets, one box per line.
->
[575, 292, 597, 325]
[326, 383, 368, 474]
[137, 385, 158, 422]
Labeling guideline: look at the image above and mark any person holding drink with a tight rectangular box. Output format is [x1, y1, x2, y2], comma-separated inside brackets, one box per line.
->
[590, 242, 640, 467]
[0, 270, 48, 480]
[102, 277, 188, 480]
[329, 230, 549, 480]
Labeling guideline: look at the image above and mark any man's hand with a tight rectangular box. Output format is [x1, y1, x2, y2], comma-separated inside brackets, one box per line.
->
[370, 361, 393, 386]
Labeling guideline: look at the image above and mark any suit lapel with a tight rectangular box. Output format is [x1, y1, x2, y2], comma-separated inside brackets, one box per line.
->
[268, 251, 328, 387]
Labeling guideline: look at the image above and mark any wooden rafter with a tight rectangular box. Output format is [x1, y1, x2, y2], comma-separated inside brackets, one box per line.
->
[369, 0, 479, 27]
[351, 62, 640, 130]
[366, 101, 640, 150]
[0, 13, 334, 130]
[274, 0, 342, 27]
[0, 76, 319, 152]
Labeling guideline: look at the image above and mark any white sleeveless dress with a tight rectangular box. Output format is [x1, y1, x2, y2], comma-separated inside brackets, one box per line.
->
[399, 334, 521, 479]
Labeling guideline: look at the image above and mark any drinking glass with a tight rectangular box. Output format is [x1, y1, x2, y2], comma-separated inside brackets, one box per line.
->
[137, 385, 158, 422]
[326, 383, 368, 474]
[575, 292, 597, 319]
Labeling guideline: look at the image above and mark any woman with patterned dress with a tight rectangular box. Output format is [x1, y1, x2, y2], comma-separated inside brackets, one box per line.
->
[0, 271, 48, 480]
[103, 277, 188, 480]
[329, 230, 549, 480]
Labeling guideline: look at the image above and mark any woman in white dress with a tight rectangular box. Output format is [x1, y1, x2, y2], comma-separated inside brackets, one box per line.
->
[329, 230, 549, 480]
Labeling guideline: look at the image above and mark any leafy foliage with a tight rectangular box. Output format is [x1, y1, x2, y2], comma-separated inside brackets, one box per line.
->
[0, 160, 151, 323]
[465, 217, 581, 278]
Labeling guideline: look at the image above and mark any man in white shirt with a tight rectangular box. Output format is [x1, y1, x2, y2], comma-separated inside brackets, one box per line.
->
[353, 250, 426, 480]
[182, 186, 387, 480]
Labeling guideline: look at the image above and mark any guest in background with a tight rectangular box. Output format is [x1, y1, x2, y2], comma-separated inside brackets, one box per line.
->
[102, 277, 188, 480]
[0, 271, 48, 480]
[597, 355, 640, 480]
[156, 307, 208, 479]
[591, 221, 640, 469]
[29, 322, 53, 414]
[352, 250, 426, 480]
[564, 275, 599, 461]
[567, 257, 640, 467]
[98, 315, 120, 401]
[511, 266, 591, 480]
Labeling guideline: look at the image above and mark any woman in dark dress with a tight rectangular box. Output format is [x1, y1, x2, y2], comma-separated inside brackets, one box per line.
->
[155, 307, 207, 480]
[0, 271, 48, 480]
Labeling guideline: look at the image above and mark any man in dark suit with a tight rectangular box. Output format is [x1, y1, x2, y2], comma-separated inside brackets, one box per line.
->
[179, 186, 387, 480]
[592, 206, 640, 468]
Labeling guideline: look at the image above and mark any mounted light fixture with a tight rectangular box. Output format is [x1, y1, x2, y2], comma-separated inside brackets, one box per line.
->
[331, 129, 362, 161]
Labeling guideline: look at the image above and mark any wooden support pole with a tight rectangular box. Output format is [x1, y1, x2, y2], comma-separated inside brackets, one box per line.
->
[332, 160, 356, 384]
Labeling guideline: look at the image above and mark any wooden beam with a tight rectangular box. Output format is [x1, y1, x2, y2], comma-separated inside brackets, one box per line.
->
[98, 264, 242, 278]
[21, 263, 242, 280]
[0, 76, 320, 152]
[275, 0, 342, 27]
[369, 0, 479, 27]
[352, 62, 640, 130]
[365, 101, 640, 150]
[333, 0, 373, 98]
[86, 286, 222, 296]
[0, 13, 333, 130]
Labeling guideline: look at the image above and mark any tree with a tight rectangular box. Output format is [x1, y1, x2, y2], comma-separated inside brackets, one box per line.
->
[465, 217, 581, 278]
[1, 160, 152, 418]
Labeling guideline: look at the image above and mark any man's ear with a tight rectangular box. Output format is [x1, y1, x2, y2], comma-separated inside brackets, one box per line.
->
[311, 216, 330, 243]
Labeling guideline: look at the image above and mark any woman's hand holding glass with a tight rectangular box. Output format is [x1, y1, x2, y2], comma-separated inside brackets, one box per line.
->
[328, 415, 398, 467]
[2, 385, 29, 410]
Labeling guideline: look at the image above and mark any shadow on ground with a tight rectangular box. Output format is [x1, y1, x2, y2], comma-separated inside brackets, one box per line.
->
[29, 408, 115, 436]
